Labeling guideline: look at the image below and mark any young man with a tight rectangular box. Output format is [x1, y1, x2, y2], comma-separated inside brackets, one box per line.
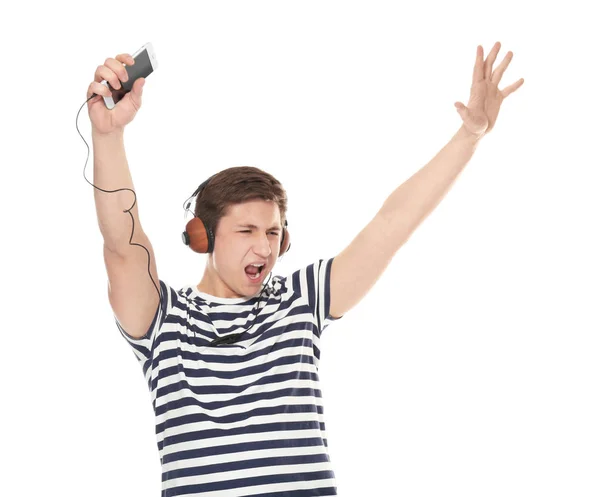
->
[88, 41, 523, 496]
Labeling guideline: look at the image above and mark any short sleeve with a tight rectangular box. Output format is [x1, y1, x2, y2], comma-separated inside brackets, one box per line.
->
[294, 257, 343, 338]
[114, 279, 174, 365]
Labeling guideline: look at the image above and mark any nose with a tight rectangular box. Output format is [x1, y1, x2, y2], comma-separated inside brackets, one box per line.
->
[253, 232, 273, 257]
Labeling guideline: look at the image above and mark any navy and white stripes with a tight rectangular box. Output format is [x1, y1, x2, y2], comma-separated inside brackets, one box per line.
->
[115, 257, 343, 496]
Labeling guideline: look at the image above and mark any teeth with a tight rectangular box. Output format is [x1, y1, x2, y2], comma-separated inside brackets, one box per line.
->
[251, 263, 264, 267]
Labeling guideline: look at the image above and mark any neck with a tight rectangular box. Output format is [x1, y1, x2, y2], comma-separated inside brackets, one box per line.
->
[196, 262, 230, 298]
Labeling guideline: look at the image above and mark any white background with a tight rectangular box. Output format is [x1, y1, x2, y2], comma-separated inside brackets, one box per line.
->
[1, 1, 598, 496]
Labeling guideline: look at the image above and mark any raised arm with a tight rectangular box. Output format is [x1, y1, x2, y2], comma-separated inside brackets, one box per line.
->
[87, 53, 160, 339]
[328, 42, 524, 319]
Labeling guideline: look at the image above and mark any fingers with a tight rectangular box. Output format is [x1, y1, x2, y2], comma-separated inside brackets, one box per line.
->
[92, 53, 135, 90]
[472, 45, 484, 84]
[500, 78, 525, 98]
[484, 42, 501, 80]
[475, 42, 517, 89]
[491, 50, 513, 85]
[117, 53, 135, 65]
[87, 80, 112, 100]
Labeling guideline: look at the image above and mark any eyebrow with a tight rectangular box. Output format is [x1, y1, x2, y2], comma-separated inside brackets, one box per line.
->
[236, 224, 281, 231]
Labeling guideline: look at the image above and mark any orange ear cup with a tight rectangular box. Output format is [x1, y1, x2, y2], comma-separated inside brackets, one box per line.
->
[181, 216, 214, 253]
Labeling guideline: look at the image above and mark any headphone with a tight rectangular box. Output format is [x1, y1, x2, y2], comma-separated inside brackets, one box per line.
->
[77, 94, 292, 346]
[181, 174, 291, 257]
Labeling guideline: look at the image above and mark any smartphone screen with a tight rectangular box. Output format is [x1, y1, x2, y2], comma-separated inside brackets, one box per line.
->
[106, 47, 155, 106]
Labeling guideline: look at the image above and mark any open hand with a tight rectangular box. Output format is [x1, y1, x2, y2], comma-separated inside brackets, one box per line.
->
[455, 42, 524, 138]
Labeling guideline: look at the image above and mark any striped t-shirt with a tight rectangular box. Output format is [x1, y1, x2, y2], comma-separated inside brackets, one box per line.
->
[115, 257, 343, 496]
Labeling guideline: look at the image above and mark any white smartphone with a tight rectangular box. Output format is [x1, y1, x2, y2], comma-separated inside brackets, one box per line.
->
[101, 42, 158, 110]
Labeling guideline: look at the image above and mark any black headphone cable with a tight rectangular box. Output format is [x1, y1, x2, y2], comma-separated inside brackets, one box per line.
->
[77, 95, 161, 302]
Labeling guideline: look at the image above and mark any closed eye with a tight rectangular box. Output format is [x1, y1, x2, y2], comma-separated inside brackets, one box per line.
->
[239, 230, 279, 235]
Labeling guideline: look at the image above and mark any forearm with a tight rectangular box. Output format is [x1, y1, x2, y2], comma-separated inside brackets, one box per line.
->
[92, 129, 145, 254]
[376, 125, 481, 247]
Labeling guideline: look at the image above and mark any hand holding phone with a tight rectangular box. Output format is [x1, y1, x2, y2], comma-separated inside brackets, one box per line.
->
[86, 42, 158, 135]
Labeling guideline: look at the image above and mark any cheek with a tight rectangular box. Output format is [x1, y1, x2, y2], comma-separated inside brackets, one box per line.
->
[213, 241, 245, 269]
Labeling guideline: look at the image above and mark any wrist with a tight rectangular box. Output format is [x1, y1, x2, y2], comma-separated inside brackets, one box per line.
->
[92, 127, 125, 142]
[456, 124, 484, 144]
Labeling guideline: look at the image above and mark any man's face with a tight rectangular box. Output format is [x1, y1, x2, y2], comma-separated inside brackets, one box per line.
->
[211, 199, 282, 296]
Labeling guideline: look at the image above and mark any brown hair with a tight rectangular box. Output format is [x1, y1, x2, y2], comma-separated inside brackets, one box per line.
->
[194, 166, 288, 235]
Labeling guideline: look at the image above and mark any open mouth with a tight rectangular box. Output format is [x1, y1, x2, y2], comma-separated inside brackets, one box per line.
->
[244, 264, 265, 282]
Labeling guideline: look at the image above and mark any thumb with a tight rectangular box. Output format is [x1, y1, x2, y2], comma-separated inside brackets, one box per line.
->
[135, 77, 145, 94]
[130, 77, 145, 107]
[454, 101, 468, 120]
